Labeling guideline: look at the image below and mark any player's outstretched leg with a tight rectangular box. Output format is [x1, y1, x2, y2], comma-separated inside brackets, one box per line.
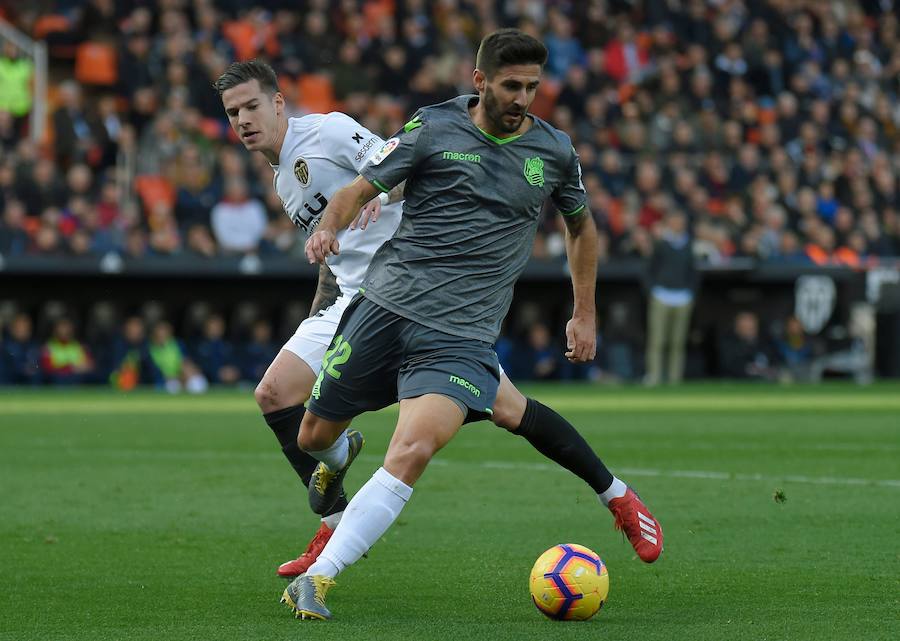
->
[285, 395, 464, 620]
[491, 375, 663, 562]
[607, 486, 662, 563]
[298, 412, 363, 514]
[255, 351, 349, 576]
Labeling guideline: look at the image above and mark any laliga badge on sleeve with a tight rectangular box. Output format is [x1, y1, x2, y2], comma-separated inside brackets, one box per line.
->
[369, 138, 400, 166]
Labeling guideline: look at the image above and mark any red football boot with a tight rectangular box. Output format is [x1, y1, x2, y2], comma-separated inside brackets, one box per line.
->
[276, 522, 334, 578]
[608, 487, 663, 563]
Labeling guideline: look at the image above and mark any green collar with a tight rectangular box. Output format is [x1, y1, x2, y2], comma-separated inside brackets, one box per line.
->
[464, 95, 532, 145]
[477, 126, 523, 145]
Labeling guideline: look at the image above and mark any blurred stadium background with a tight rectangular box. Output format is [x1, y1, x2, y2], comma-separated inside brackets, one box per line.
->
[2, 0, 900, 389]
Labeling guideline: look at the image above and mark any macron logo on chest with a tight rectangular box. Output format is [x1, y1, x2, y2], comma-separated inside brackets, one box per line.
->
[442, 151, 481, 164]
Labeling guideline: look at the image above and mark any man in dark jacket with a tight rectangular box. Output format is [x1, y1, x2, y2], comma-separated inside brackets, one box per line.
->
[644, 210, 698, 385]
[1, 313, 41, 385]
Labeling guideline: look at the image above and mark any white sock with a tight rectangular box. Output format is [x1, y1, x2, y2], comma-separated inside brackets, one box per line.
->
[306, 467, 413, 579]
[321, 510, 342, 530]
[598, 477, 628, 506]
[306, 429, 350, 470]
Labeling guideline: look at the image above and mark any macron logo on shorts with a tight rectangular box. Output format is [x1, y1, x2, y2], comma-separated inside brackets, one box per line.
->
[449, 375, 480, 397]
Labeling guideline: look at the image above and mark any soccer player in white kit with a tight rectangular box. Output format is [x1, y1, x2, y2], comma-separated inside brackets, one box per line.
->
[215, 60, 662, 585]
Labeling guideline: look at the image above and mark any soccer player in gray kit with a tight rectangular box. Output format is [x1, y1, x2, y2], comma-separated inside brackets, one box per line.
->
[284, 29, 663, 620]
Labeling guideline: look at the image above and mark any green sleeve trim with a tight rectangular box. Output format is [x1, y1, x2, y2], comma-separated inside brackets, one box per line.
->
[371, 179, 390, 193]
[477, 127, 523, 145]
[560, 204, 586, 217]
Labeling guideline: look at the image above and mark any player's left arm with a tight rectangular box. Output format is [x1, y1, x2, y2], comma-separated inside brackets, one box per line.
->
[562, 208, 598, 363]
[553, 145, 597, 363]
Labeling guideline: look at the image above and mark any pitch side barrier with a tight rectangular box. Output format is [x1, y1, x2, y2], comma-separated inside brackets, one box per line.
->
[1, 256, 898, 376]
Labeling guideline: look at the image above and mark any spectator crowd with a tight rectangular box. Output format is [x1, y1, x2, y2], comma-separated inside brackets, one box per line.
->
[0, 304, 280, 389]
[0, 0, 895, 386]
[0, 0, 900, 266]
[1, 300, 830, 387]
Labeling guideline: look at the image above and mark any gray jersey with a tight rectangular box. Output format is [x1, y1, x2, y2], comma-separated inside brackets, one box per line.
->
[359, 95, 587, 343]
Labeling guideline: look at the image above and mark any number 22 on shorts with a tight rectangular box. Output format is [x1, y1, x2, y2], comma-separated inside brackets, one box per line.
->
[311, 335, 352, 399]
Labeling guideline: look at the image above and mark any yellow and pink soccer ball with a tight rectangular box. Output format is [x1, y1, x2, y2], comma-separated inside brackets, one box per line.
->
[529, 543, 609, 621]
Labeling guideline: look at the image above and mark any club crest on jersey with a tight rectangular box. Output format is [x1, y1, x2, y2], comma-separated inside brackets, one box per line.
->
[369, 138, 399, 166]
[523, 156, 545, 187]
[293, 157, 311, 187]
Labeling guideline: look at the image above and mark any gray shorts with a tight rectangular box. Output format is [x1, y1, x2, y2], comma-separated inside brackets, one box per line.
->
[308, 295, 499, 422]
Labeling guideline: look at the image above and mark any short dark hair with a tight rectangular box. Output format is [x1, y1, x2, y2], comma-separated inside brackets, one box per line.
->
[475, 29, 548, 79]
[213, 60, 280, 96]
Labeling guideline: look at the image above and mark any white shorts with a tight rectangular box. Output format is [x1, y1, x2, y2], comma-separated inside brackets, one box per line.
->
[280, 293, 506, 378]
[281, 294, 353, 374]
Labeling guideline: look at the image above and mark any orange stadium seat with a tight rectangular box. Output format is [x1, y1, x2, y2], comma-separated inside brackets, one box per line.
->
[33, 14, 78, 58]
[33, 14, 71, 40]
[199, 118, 223, 140]
[75, 42, 117, 86]
[618, 83, 637, 104]
[297, 74, 336, 114]
[528, 79, 560, 121]
[277, 74, 298, 106]
[605, 198, 626, 236]
[134, 175, 176, 214]
[22, 216, 41, 235]
[223, 20, 257, 61]
[363, 0, 394, 31]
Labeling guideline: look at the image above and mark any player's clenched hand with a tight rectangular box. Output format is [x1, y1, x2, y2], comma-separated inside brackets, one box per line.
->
[305, 229, 340, 263]
[350, 196, 381, 230]
[564, 316, 596, 363]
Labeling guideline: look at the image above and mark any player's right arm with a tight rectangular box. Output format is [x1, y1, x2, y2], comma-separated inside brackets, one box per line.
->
[305, 176, 380, 263]
[350, 180, 406, 230]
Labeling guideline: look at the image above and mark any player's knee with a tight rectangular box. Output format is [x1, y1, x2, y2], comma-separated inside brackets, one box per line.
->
[297, 415, 334, 452]
[297, 423, 319, 452]
[391, 437, 438, 469]
[491, 394, 526, 431]
[490, 403, 520, 431]
[254, 379, 280, 413]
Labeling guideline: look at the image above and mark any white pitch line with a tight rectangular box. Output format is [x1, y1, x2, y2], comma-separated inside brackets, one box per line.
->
[648, 442, 900, 453]
[4, 445, 896, 489]
[356, 455, 900, 489]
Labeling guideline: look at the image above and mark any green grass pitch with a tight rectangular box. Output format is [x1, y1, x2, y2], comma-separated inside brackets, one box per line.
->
[2, 383, 899, 641]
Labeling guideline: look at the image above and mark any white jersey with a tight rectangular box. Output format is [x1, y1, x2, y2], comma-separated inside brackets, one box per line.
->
[273, 113, 402, 297]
